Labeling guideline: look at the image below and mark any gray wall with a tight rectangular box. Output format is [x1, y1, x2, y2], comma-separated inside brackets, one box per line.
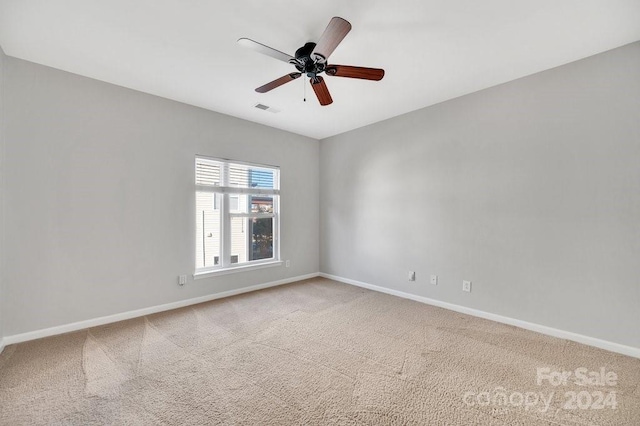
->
[3, 57, 319, 336]
[0, 45, 5, 343]
[320, 42, 640, 348]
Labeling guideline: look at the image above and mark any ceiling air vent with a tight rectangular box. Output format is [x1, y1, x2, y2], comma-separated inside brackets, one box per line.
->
[254, 103, 281, 113]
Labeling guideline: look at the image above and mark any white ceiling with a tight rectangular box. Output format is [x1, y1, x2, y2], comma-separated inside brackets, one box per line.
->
[1, 1, 639, 139]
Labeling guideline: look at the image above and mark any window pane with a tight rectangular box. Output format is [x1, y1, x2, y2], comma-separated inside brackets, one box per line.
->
[196, 192, 220, 268]
[230, 216, 248, 264]
[229, 195, 241, 212]
[229, 164, 277, 189]
[250, 217, 273, 261]
[249, 168, 276, 189]
[230, 216, 274, 264]
[250, 195, 273, 213]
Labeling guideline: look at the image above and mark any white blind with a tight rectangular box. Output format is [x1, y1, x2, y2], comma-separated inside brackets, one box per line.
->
[196, 157, 279, 194]
[228, 163, 276, 190]
[195, 159, 221, 186]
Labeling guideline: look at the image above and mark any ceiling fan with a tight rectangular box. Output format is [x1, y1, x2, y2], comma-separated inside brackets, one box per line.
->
[238, 17, 384, 106]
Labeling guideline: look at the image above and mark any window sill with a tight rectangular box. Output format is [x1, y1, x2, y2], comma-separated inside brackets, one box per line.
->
[193, 260, 283, 280]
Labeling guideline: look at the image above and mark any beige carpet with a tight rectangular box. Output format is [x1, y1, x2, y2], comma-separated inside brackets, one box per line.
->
[1, 278, 638, 425]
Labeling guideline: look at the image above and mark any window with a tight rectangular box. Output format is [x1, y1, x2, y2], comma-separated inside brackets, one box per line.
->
[195, 156, 280, 275]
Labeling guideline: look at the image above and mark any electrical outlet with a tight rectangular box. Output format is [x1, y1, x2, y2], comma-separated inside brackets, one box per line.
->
[430, 275, 438, 285]
[462, 280, 471, 292]
[285, 260, 291, 268]
[178, 275, 187, 286]
[408, 271, 416, 281]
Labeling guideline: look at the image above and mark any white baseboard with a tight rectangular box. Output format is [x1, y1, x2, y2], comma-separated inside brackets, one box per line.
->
[1, 272, 319, 349]
[320, 273, 640, 359]
[0, 338, 4, 355]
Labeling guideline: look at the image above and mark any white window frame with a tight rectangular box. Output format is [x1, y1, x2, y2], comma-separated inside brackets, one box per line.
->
[194, 156, 281, 279]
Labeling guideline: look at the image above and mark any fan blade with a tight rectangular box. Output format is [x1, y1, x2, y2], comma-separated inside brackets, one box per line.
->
[238, 38, 295, 63]
[256, 73, 302, 93]
[326, 65, 385, 81]
[310, 77, 333, 106]
[311, 17, 352, 61]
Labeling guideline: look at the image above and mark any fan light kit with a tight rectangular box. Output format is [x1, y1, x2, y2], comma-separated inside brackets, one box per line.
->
[238, 17, 384, 106]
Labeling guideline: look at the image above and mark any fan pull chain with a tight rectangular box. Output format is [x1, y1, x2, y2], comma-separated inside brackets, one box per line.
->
[303, 76, 306, 102]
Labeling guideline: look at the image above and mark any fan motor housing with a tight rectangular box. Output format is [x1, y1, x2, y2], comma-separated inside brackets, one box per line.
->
[294, 42, 325, 77]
